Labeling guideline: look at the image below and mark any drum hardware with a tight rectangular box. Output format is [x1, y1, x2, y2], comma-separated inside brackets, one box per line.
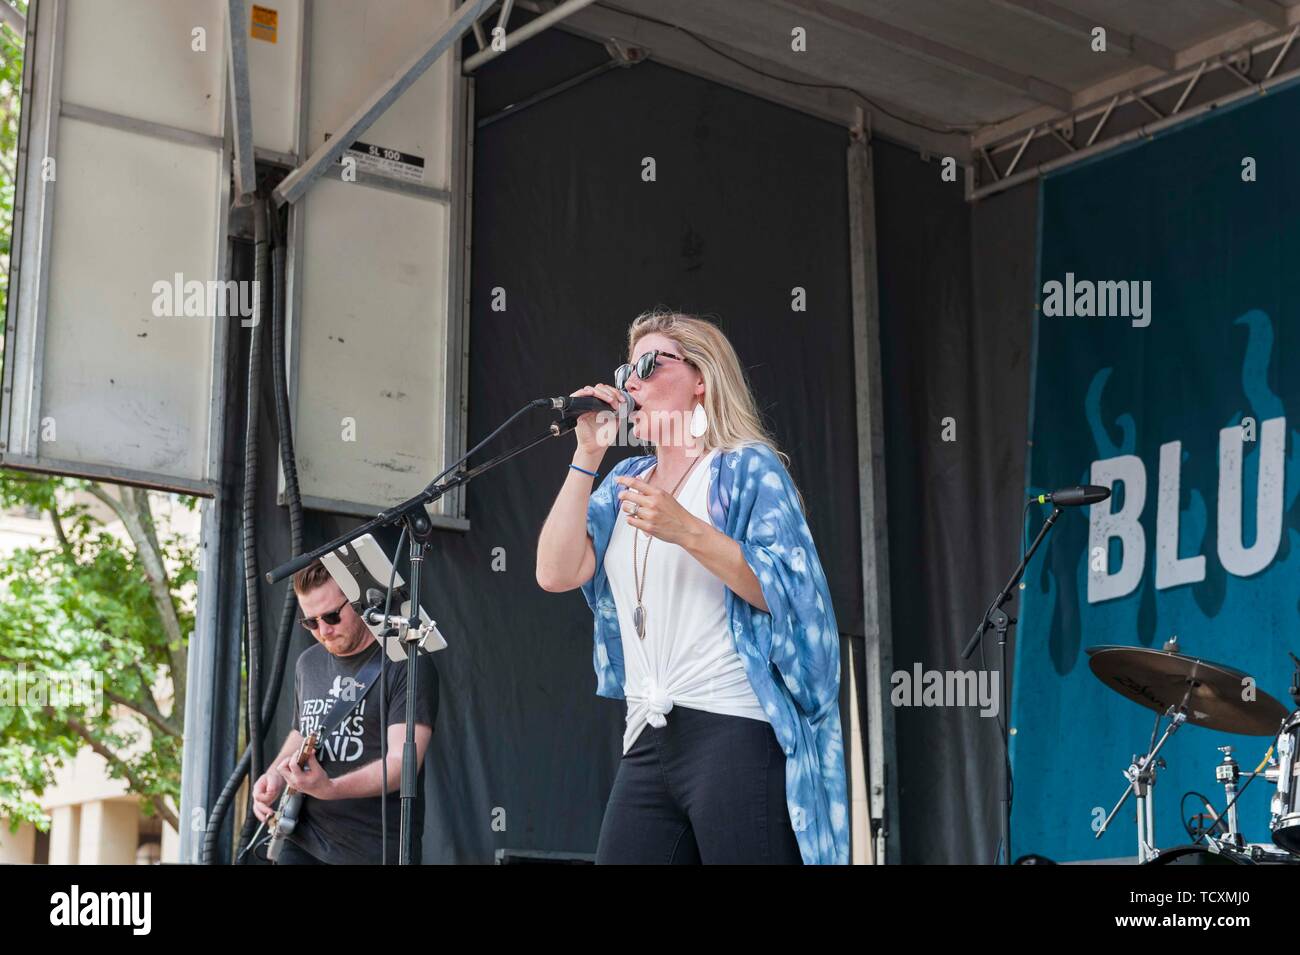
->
[1095, 698, 1186, 863]
[1145, 843, 1249, 865]
[1214, 840, 1300, 863]
[1148, 840, 1298, 864]
[1268, 708, 1300, 853]
[1180, 789, 1228, 844]
[1087, 641, 1289, 863]
[1264, 649, 1300, 851]
[1213, 746, 1244, 847]
[1182, 736, 1285, 859]
[1148, 738, 1298, 865]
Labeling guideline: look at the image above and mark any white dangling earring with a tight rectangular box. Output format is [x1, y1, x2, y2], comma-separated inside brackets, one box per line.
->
[689, 402, 708, 438]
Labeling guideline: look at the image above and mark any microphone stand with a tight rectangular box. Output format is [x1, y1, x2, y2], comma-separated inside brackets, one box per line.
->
[961, 504, 1063, 865]
[266, 409, 585, 864]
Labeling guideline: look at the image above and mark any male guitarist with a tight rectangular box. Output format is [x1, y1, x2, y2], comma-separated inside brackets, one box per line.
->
[251, 560, 439, 864]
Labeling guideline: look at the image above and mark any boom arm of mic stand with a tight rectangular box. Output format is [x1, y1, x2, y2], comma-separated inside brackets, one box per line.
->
[961, 505, 1062, 661]
[417, 415, 578, 497]
[265, 416, 582, 584]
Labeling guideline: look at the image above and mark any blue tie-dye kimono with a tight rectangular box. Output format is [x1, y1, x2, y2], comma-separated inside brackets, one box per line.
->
[580, 441, 849, 865]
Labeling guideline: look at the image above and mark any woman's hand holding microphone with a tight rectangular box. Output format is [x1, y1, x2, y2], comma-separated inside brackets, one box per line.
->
[537, 383, 626, 592]
[569, 383, 625, 468]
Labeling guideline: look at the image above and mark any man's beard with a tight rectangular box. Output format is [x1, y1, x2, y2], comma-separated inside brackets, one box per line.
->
[321, 626, 370, 656]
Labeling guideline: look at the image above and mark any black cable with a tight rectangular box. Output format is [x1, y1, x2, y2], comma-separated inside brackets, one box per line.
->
[243, 198, 268, 806]
[1181, 790, 1226, 843]
[235, 200, 306, 863]
[204, 746, 250, 864]
[206, 194, 306, 865]
[236, 819, 268, 863]
[208, 200, 269, 865]
[233, 202, 308, 864]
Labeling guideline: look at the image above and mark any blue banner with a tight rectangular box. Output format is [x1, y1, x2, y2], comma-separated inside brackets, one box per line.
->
[1013, 85, 1300, 862]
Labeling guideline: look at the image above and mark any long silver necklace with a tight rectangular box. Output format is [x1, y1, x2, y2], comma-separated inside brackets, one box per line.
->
[631, 455, 701, 640]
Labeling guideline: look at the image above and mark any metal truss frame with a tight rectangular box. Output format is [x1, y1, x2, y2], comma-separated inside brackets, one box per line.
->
[970, 25, 1300, 199]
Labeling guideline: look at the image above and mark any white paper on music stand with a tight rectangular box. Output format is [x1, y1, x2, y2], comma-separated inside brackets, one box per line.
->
[319, 534, 448, 663]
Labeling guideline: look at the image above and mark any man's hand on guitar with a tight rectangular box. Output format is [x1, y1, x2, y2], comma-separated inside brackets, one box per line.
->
[252, 771, 286, 823]
[278, 750, 335, 800]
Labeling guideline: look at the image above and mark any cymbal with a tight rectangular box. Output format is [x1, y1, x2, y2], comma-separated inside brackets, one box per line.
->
[1086, 645, 1289, 736]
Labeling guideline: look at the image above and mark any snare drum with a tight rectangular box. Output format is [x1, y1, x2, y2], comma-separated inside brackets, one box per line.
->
[1269, 710, 1300, 853]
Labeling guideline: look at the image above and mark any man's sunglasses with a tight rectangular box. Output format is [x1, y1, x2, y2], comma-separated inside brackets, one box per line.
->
[301, 598, 353, 631]
[614, 349, 690, 390]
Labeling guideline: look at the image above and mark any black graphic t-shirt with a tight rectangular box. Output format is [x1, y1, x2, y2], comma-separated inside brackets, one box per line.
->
[288, 640, 439, 864]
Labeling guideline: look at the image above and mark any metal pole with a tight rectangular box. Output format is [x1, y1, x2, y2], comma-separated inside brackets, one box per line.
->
[274, 0, 495, 206]
[463, 0, 602, 72]
[224, 0, 256, 203]
[847, 119, 899, 864]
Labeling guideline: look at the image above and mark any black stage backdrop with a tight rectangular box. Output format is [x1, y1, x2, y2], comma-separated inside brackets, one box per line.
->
[247, 23, 1039, 864]
[875, 140, 1039, 864]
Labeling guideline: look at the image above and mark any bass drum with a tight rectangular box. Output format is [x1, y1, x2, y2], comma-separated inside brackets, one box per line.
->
[1143, 844, 1250, 865]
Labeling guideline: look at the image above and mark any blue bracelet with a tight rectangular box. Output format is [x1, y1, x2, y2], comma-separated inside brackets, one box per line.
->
[570, 464, 598, 478]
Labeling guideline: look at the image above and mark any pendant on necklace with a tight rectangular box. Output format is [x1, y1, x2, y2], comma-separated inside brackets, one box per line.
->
[633, 604, 646, 640]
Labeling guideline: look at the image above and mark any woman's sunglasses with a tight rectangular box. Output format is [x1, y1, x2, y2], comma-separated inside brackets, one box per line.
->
[301, 598, 352, 631]
[614, 349, 689, 390]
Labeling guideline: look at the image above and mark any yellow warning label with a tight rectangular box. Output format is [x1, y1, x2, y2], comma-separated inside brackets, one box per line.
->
[251, 5, 278, 43]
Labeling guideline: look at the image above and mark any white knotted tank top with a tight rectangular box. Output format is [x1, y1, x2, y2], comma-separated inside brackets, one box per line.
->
[603, 447, 769, 753]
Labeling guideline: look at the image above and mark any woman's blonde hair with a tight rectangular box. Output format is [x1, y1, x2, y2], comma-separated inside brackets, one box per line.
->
[626, 307, 794, 478]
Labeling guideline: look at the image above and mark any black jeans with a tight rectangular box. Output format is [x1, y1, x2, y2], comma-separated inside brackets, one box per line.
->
[595, 706, 804, 864]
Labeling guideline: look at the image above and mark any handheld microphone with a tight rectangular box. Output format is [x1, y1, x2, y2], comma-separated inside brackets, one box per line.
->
[545, 390, 638, 417]
[1032, 485, 1111, 507]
